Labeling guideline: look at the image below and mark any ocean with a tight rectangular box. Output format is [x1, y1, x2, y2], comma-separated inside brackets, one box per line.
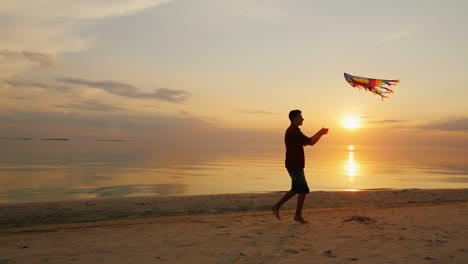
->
[1, 139, 467, 204]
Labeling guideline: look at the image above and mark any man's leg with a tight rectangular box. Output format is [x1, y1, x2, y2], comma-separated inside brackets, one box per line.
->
[271, 190, 296, 220]
[294, 193, 308, 223]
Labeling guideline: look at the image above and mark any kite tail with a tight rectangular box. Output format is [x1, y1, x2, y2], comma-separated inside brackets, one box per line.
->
[377, 91, 390, 100]
[384, 80, 399, 86]
[378, 86, 394, 93]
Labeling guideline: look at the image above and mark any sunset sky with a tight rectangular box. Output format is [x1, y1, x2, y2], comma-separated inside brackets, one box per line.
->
[1, 0, 467, 147]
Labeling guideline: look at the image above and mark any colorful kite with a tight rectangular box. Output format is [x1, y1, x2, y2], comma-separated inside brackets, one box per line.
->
[344, 73, 399, 100]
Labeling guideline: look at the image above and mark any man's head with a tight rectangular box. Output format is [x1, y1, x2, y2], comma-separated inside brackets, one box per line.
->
[289, 109, 304, 126]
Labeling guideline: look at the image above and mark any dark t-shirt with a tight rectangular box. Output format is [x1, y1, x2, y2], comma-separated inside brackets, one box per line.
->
[284, 124, 309, 168]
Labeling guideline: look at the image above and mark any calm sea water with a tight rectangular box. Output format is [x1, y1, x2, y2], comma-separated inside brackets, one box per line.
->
[1, 139, 467, 204]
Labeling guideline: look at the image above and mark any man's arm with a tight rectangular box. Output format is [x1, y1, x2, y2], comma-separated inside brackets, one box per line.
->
[306, 127, 329, 146]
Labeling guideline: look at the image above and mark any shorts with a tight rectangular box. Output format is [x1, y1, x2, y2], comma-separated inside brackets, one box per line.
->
[287, 168, 310, 194]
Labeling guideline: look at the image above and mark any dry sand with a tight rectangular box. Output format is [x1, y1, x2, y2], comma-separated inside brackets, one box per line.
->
[1, 189, 467, 264]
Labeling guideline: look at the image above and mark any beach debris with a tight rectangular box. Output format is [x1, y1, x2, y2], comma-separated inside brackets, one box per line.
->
[343, 215, 377, 224]
[323, 249, 336, 258]
[283, 249, 299, 254]
[344, 73, 399, 100]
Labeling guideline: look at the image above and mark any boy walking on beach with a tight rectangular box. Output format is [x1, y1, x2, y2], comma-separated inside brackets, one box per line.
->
[272, 110, 328, 223]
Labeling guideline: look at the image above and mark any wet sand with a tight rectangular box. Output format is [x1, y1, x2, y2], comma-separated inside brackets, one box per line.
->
[0, 189, 467, 263]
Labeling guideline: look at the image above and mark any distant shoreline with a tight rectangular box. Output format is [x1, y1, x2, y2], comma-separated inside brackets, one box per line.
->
[0, 138, 129, 141]
[0, 137, 33, 140]
[0, 138, 70, 141]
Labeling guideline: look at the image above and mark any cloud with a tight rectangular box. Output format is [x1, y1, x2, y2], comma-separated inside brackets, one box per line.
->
[0, 49, 61, 79]
[22, 51, 56, 67]
[370, 119, 405, 124]
[5, 79, 71, 93]
[419, 117, 468, 132]
[360, 116, 406, 125]
[1, 0, 171, 20]
[0, 1, 171, 77]
[54, 99, 127, 112]
[0, 50, 56, 67]
[58, 77, 191, 103]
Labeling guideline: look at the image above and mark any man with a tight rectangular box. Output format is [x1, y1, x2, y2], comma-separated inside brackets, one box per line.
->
[272, 109, 329, 223]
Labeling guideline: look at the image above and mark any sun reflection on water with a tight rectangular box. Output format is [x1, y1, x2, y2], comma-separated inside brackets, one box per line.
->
[345, 145, 359, 180]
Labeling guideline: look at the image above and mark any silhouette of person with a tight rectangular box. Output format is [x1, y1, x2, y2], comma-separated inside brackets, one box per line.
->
[272, 109, 328, 223]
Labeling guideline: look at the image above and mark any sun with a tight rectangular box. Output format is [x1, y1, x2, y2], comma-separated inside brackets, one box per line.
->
[342, 115, 361, 130]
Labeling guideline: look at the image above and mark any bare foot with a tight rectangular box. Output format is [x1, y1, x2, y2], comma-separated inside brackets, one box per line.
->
[272, 206, 281, 220]
[294, 217, 309, 224]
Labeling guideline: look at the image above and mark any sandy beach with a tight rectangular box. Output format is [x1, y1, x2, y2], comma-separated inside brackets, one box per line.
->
[1, 189, 467, 263]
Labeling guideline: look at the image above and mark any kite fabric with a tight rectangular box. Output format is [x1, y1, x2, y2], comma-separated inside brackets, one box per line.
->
[344, 73, 399, 99]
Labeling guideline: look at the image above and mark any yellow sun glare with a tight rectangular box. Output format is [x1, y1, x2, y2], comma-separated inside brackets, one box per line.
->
[343, 115, 360, 130]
